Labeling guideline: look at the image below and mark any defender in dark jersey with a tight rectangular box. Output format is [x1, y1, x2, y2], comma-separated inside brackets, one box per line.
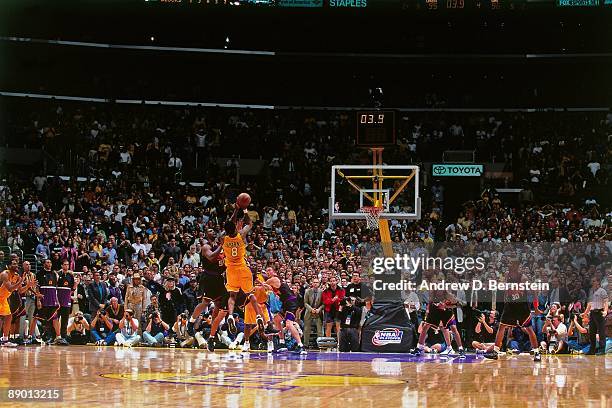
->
[414, 282, 466, 357]
[266, 270, 306, 355]
[192, 233, 229, 352]
[487, 262, 541, 361]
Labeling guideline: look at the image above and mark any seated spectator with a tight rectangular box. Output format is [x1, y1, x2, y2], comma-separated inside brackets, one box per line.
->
[567, 313, 591, 353]
[472, 311, 497, 353]
[219, 314, 245, 350]
[67, 312, 90, 345]
[143, 311, 169, 346]
[105, 297, 124, 331]
[541, 315, 568, 354]
[115, 309, 141, 347]
[173, 312, 194, 348]
[90, 305, 116, 346]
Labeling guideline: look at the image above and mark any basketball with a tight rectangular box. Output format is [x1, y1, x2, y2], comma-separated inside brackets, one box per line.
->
[236, 192, 251, 209]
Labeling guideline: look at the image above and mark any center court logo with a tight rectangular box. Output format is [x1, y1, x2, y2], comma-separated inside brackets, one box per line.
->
[372, 328, 403, 346]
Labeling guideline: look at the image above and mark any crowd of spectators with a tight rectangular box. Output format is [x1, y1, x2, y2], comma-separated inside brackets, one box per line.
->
[0, 102, 609, 354]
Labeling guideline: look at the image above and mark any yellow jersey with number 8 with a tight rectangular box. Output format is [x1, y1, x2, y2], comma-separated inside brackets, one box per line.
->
[223, 234, 247, 268]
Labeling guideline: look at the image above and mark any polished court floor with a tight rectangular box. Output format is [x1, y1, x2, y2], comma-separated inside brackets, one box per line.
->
[1, 346, 611, 407]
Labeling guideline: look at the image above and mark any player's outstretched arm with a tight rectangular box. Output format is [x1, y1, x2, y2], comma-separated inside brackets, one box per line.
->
[239, 210, 253, 236]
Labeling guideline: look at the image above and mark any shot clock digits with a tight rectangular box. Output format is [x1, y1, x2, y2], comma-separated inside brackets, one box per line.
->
[356, 111, 396, 147]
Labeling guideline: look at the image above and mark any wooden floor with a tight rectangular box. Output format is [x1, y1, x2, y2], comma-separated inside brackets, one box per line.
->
[1, 346, 610, 407]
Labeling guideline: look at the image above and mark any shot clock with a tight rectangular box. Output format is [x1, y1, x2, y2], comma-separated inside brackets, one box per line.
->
[356, 110, 396, 147]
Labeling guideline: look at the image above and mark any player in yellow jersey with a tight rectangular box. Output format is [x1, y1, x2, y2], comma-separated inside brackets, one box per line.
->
[223, 207, 266, 336]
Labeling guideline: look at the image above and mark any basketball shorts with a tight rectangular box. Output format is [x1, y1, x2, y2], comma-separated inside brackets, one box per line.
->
[0, 298, 10, 316]
[200, 273, 229, 303]
[35, 305, 60, 321]
[425, 306, 455, 328]
[324, 309, 339, 324]
[225, 265, 254, 293]
[500, 304, 532, 327]
[279, 300, 299, 322]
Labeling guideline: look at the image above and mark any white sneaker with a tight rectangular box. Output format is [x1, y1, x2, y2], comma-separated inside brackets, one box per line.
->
[229, 342, 237, 350]
[241, 341, 250, 352]
[440, 348, 454, 355]
[267, 341, 274, 352]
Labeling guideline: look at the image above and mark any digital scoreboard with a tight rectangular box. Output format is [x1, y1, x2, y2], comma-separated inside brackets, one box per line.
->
[356, 111, 396, 147]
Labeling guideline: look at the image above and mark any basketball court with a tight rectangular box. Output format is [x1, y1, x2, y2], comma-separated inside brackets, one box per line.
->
[1, 347, 610, 407]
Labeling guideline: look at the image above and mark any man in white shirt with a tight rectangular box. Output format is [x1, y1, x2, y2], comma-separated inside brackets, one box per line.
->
[542, 315, 568, 354]
[168, 156, 183, 170]
[132, 236, 148, 259]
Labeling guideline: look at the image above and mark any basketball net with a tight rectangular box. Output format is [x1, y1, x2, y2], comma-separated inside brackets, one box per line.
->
[360, 206, 383, 230]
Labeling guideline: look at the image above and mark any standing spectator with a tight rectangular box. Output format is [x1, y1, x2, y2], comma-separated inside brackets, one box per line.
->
[61, 239, 78, 271]
[344, 271, 373, 329]
[182, 279, 199, 314]
[87, 271, 109, 312]
[8, 229, 24, 252]
[160, 238, 182, 270]
[322, 275, 345, 344]
[107, 274, 123, 304]
[72, 274, 89, 317]
[36, 238, 51, 261]
[337, 296, 361, 352]
[116, 233, 134, 265]
[547, 277, 570, 308]
[303, 278, 323, 348]
[159, 278, 184, 327]
[125, 273, 148, 323]
[101, 241, 117, 266]
[48, 235, 63, 257]
[586, 277, 609, 355]
[131, 236, 147, 260]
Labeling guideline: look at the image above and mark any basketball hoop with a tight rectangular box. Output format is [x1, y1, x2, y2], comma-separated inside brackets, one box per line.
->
[360, 206, 384, 230]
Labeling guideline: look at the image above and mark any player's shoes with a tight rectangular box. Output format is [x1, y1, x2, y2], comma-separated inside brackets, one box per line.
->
[0, 341, 17, 347]
[227, 315, 237, 335]
[207, 336, 216, 352]
[458, 348, 466, 359]
[533, 351, 541, 362]
[256, 315, 265, 336]
[267, 340, 275, 352]
[410, 348, 424, 356]
[274, 343, 288, 353]
[475, 349, 486, 355]
[483, 352, 498, 360]
[53, 337, 69, 346]
[241, 341, 250, 352]
[293, 345, 307, 355]
[440, 348, 454, 355]
[229, 341, 238, 350]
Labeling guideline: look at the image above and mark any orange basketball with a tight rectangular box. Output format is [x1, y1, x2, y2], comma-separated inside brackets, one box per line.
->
[236, 192, 251, 209]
